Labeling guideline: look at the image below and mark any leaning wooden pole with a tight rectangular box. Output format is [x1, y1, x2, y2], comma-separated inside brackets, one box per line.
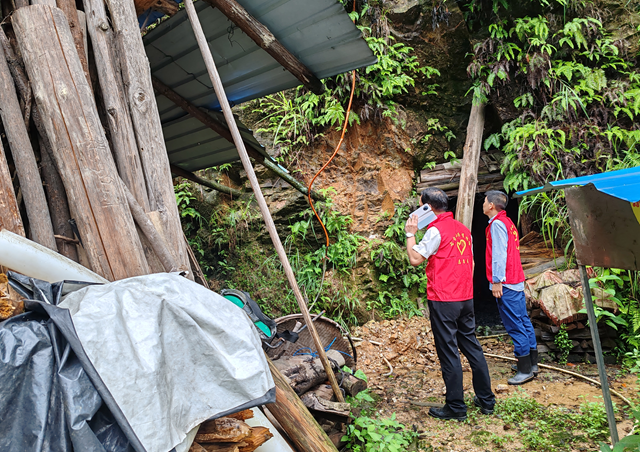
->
[170, 164, 243, 198]
[183, 0, 345, 406]
[455, 102, 485, 230]
[267, 359, 338, 452]
[0, 37, 57, 251]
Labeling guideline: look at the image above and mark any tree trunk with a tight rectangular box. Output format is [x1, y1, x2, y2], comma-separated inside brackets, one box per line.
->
[266, 359, 338, 452]
[13, 5, 150, 280]
[455, 102, 485, 230]
[0, 139, 25, 236]
[83, 0, 150, 210]
[40, 136, 79, 262]
[106, 0, 191, 275]
[56, 0, 90, 85]
[0, 36, 57, 250]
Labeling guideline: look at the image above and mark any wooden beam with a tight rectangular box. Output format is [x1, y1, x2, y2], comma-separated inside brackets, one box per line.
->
[202, 0, 324, 94]
[13, 4, 150, 280]
[0, 33, 57, 251]
[183, 0, 344, 405]
[106, 0, 192, 276]
[170, 164, 243, 198]
[56, 0, 90, 86]
[455, 103, 485, 230]
[152, 77, 325, 201]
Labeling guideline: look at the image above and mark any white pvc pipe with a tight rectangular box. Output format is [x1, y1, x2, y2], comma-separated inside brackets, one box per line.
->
[0, 229, 108, 283]
[247, 407, 296, 452]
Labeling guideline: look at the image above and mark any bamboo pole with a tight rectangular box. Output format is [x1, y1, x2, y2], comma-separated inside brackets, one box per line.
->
[455, 102, 485, 230]
[182, 0, 345, 404]
[0, 36, 57, 251]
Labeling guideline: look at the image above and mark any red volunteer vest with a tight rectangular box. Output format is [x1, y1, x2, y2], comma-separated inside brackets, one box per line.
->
[425, 212, 474, 302]
[485, 210, 525, 285]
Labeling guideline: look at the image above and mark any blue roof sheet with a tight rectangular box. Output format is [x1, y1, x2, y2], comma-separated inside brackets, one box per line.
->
[515, 166, 640, 202]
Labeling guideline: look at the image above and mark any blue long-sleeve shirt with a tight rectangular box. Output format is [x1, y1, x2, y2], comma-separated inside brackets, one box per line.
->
[489, 217, 525, 292]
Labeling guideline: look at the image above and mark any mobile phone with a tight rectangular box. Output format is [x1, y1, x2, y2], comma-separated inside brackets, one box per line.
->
[410, 204, 437, 229]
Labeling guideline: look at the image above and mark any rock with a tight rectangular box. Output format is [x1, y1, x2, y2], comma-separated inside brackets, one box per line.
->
[495, 384, 509, 394]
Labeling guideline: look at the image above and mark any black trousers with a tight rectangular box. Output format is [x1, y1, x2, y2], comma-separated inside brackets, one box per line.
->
[428, 298, 495, 413]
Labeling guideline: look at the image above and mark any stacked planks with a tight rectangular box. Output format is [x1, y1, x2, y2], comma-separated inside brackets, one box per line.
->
[0, 0, 191, 281]
[189, 410, 274, 452]
[416, 151, 505, 197]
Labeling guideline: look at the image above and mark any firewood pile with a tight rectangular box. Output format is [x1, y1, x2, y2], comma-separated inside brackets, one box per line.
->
[0, 273, 23, 320]
[416, 151, 505, 196]
[267, 315, 368, 447]
[189, 410, 273, 452]
[525, 268, 619, 363]
[519, 231, 566, 278]
[0, 0, 201, 283]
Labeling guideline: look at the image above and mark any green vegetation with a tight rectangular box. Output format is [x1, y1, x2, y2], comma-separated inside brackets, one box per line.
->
[250, 4, 439, 163]
[554, 324, 573, 364]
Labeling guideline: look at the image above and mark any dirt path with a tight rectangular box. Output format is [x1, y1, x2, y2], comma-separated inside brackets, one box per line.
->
[352, 317, 638, 451]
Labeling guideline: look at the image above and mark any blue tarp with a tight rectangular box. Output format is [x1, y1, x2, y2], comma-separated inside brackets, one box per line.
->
[515, 166, 640, 202]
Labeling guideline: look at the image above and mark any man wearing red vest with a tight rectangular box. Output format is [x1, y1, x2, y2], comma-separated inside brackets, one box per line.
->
[406, 188, 495, 421]
[483, 190, 537, 385]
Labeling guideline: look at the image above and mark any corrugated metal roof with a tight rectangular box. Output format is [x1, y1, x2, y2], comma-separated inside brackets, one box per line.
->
[143, 0, 376, 172]
[515, 166, 640, 202]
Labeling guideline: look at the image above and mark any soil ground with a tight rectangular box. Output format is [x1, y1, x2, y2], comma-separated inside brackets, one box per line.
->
[352, 316, 639, 451]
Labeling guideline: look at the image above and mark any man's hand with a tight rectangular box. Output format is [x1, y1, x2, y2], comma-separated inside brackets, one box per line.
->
[405, 214, 419, 235]
[492, 282, 503, 299]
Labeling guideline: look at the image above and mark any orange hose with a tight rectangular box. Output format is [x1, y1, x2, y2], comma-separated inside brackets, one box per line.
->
[307, 1, 358, 250]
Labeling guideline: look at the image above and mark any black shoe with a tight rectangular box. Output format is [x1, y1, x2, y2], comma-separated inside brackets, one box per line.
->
[473, 396, 494, 415]
[508, 354, 535, 385]
[511, 348, 539, 375]
[428, 405, 467, 421]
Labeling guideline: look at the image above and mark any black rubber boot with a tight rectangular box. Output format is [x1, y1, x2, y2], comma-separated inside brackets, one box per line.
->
[473, 396, 494, 415]
[511, 348, 539, 376]
[508, 354, 534, 385]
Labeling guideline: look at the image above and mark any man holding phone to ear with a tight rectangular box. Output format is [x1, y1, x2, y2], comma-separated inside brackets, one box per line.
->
[405, 187, 495, 421]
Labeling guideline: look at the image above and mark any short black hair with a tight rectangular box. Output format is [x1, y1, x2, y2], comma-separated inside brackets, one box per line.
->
[485, 190, 508, 211]
[420, 188, 449, 212]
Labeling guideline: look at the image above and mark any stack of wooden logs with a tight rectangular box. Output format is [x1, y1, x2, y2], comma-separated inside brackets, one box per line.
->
[529, 307, 618, 363]
[189, 410, 273, 452]
[416, 151, 505, 197]
[272, 350, 367, 445]
[0, 0, 195, 282]
[519, 232, 566, 278]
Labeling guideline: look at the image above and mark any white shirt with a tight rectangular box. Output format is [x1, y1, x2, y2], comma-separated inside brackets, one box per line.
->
[412, 227, 441, 259]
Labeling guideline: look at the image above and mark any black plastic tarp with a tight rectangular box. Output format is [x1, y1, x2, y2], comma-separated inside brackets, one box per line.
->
[0, 273, 143, 452]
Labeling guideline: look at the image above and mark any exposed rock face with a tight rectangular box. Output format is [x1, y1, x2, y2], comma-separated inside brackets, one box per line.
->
[297, 120, 414, 236]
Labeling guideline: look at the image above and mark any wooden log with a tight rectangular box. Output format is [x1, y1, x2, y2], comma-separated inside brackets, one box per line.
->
[455, 102, 485, 230]
[40, 137, 79, 262]
[106, 0, 191, 275]
[199, 444, 241, 452]
[300, 392, 350, 422]
[0, 37, 57, 251]
[273, 356, 333, 395]
[13, 5, 150, 280]
[238, 427, 273, 452]
[309, 384, 335, 402]
[0, 139, 25, 236]
[196, 418, 251, 443]
[82, 0, 150, 211]
[226, 410, 254, 422]
[189, 442, 209, 452]
[183, 0, 343, 403]
[202, 0, 324, 94]
[342, 373, 367, 397]
[171, 164, 243, 198]
[56, 0, 90, 84]
[266, 359, 338, 452]
[152, 77, 324, 201]
[123, 181, 177, 272]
